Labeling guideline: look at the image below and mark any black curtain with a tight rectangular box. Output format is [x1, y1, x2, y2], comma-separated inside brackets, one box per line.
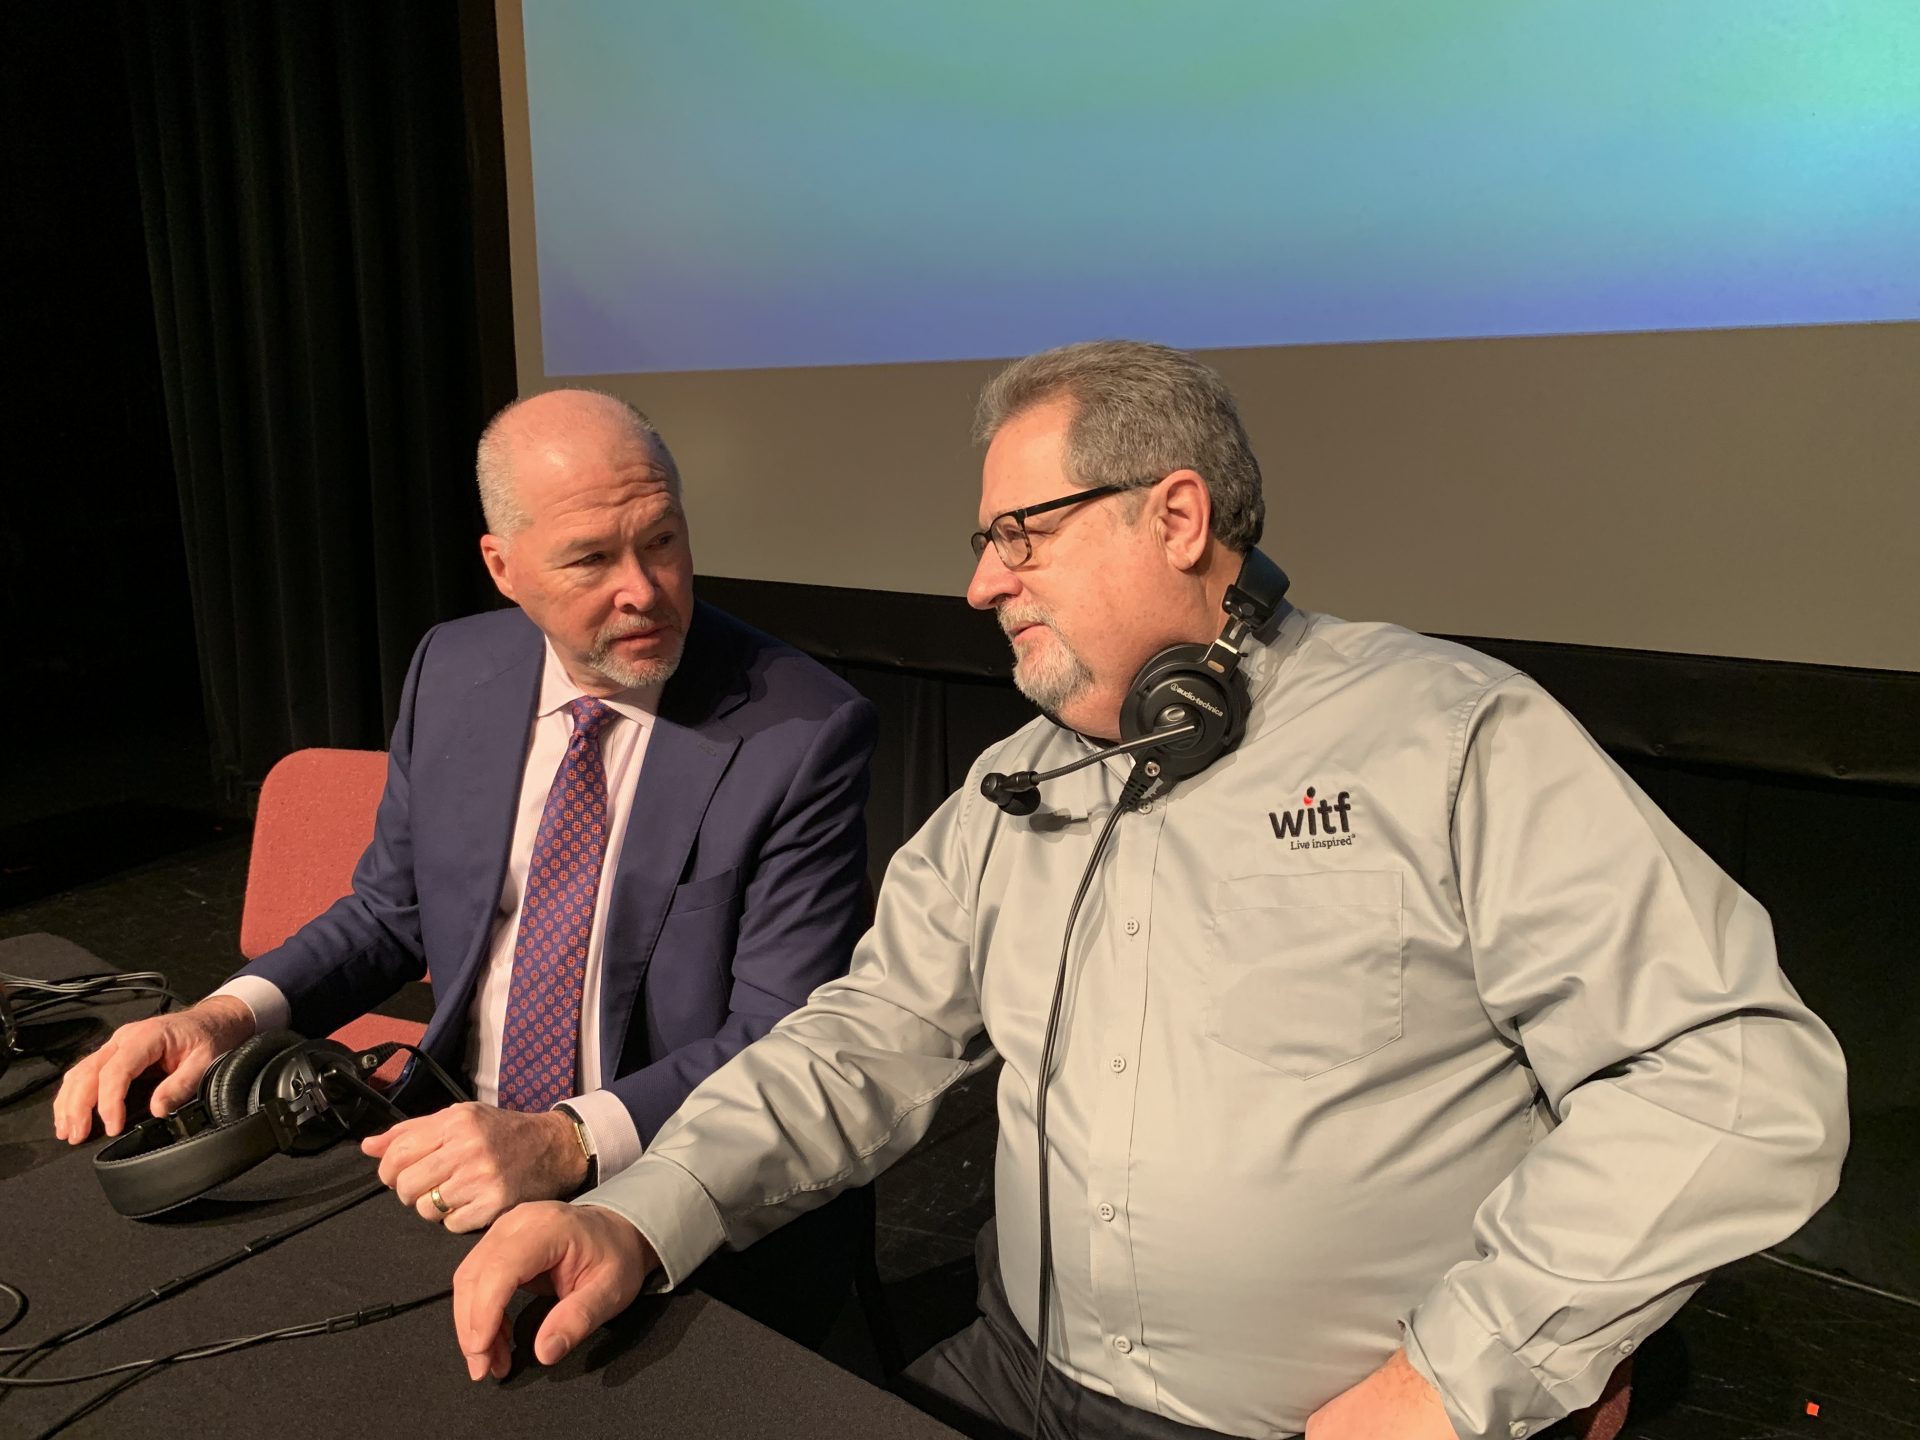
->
[2, 5, 191, 774]
[118, 1, 513, 793]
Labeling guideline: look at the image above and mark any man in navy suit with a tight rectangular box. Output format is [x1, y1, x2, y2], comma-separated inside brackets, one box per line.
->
[54, 389, 876, 1238]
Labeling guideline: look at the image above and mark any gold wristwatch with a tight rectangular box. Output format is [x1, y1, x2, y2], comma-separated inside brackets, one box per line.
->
[553, 1103, 599, 1191]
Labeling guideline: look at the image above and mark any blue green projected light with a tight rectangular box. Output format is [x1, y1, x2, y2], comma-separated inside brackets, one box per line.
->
[523, 1, 1920, 375]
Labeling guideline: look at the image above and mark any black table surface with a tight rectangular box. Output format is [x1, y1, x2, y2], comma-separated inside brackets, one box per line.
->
[0, 1140, 961, 1439]
[0, 932, 958, 1439]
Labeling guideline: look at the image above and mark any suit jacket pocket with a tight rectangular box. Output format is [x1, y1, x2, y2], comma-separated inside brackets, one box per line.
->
[1204, 869, 1404, 1079]
[666, 865, 743, 917]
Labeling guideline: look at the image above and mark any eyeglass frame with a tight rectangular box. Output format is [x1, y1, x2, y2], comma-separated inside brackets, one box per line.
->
[967, 483, 1132, 569]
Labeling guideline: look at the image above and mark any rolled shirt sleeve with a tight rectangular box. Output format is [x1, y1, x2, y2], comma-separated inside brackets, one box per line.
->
[1405, 678, 1849, 1439]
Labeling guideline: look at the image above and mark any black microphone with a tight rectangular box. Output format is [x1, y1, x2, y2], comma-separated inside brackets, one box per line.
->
[980, 770, 1043, 817]
[980, 722, 1198, 816]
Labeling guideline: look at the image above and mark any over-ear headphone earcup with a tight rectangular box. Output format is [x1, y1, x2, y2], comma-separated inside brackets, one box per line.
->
[201, 1031, 303, 1127]
[1120, 643, 1250, 784]
[268, 1036, 370, 1152]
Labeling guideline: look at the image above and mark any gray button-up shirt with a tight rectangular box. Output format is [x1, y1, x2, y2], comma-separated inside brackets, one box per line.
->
[586, 607, 1848, 1439]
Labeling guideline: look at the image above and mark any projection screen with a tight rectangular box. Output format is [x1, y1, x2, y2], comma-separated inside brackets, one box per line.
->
[497, 0, 1920, 672]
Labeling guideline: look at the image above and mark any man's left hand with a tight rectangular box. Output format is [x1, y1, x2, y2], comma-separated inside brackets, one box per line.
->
[1307, 1348, 1457, 1440]
[361, 1104, 589, 1233]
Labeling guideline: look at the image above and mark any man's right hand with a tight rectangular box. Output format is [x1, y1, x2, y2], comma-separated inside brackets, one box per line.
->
[453, 1201, 657, 1381]
[52, 996, 256, 1144]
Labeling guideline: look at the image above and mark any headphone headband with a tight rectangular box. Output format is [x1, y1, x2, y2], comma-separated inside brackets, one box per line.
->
[93, 1032, 380, 1218]
[1223, 546, 1291, 630]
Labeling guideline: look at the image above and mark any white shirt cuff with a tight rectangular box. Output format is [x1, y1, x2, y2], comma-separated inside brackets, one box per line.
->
[554, 1088, 644, 1182]
[209, 976, 286, 1036]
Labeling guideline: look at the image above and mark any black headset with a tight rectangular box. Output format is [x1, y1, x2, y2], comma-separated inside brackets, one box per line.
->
[981, 545, 1291, 815]
[92, 1031, 397, 1219]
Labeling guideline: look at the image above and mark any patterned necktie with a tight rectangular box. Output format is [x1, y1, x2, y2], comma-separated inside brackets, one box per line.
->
[497, 696, 620, 1113]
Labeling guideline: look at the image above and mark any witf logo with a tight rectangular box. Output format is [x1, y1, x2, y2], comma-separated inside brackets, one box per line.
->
[1269, 786, 1355, 850]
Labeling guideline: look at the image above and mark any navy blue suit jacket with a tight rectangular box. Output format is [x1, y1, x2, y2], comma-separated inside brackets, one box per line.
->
[239, 601, 877, 1142]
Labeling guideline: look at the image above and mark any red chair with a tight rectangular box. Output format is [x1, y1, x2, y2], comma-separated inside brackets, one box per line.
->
[241, 748, 423, 1085]
[1568, 1357, 1632, 1440]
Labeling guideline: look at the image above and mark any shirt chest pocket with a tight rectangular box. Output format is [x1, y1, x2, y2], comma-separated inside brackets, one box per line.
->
[1204, 869, 1404, 1079]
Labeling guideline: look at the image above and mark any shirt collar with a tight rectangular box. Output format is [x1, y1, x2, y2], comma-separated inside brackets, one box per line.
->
[536, 640, 665, 727]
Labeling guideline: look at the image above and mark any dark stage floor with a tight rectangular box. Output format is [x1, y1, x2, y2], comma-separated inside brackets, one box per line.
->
[2, 827, 1915, 1439]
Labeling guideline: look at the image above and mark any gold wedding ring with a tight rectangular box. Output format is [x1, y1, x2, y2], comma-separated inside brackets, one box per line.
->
[429, 1186, 451, 1216]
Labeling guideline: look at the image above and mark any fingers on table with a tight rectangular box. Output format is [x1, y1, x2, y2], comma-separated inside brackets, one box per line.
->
[52, 1053, 101, 1143]
[56, 1035, 147, 1143]
[535, 1281, 621, 1366]
[453, 1222, 562, 1377]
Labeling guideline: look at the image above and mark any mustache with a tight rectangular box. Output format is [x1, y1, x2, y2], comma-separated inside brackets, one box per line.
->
[598, 615, 668, 642]
[996, 606, 1050, 640]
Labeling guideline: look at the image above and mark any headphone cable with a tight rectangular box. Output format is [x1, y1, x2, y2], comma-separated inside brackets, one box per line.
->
[0, 1283, 24, 1342]
[12, 1287, 452, 1440]
[1029, 787, 1136, 1440]
[1, 971, 183, 1029]
[0, 1284, 450, 1389]
[366, 1041, 474, 1106]
[0, 1177, 388, 1373]
[2, 972, 180, 1103]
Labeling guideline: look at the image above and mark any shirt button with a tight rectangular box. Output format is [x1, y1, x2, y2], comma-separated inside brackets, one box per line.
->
[1618, 1338, 1637, 1355]
[1135, 800, 1152, 814]
[1109, 1056, 1127, 1073]
[1124, 918, 1140, 936]
[1509, 1423, 1530, 1439]
[1112, 1336, 1133, 1354]
[1097, 1202, 1116, 1221]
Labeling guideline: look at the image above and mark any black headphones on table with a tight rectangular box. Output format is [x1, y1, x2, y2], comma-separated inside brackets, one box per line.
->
[92, 1031, 400, 1219]
[981, 545, 1291, 814]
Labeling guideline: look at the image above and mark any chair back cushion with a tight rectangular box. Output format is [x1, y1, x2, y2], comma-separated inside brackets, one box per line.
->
[239, 749, 388, 960]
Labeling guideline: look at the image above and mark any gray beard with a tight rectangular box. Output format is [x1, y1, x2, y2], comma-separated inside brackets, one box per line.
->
[586, 632, 683, 690]
[1011, 633, 1094, 715]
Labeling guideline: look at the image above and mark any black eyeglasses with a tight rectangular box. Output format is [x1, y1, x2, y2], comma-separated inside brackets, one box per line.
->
[968, 484, 1127, 569]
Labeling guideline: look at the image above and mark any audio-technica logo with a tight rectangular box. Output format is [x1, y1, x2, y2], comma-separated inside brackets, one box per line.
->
[1168, 683, 1225, 718]
[1268, 786, 1355, 849]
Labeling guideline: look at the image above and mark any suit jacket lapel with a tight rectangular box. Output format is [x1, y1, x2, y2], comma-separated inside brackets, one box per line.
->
[598, 602, 745, 1068]
[427, 625, 542, 1054]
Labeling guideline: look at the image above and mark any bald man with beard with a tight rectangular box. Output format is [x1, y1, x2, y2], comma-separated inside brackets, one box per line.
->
[57, 392, 878, 1322]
